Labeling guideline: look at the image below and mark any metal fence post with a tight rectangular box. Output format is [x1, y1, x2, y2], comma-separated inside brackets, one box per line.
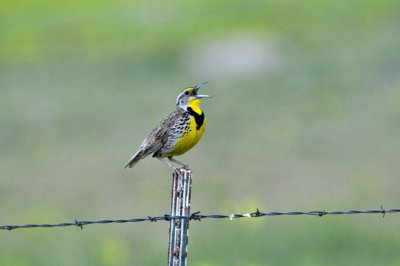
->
[168, 169, 192, 266]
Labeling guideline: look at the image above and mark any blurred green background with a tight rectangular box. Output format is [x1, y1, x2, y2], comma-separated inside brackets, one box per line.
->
[1, 0, 400, 265]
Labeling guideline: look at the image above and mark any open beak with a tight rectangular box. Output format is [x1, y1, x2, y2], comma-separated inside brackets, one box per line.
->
[193, 81, 208, 93]
[195, 94, 211, 99]
[193, 81, 210, 98]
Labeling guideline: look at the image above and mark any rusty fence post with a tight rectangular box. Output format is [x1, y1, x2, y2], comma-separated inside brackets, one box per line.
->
[168, 169, 192, 266]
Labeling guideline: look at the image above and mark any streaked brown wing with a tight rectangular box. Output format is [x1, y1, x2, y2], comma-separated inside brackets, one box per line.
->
[139, 110, 180, 158]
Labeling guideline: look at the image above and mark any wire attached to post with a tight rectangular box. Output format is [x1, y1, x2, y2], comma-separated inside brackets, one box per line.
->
[168, 168, 192, 266]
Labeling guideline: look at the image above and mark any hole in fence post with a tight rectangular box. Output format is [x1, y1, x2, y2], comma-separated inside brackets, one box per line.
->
[168, 169, 192, 266]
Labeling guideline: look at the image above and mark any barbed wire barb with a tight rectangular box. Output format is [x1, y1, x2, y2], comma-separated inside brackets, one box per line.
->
[1, 207, 400, 231]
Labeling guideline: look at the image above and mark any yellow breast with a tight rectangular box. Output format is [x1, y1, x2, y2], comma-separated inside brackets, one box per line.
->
[164, 116, 206, 157]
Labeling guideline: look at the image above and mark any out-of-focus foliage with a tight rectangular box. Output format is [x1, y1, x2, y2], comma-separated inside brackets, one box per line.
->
[1, 0, 400, 265]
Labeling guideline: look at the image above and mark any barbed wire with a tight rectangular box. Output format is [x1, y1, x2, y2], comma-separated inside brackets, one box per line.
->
[1, 206, 399, 231]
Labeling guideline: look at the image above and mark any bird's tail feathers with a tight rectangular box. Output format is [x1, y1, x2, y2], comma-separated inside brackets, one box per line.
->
[123, 150, 144, 169]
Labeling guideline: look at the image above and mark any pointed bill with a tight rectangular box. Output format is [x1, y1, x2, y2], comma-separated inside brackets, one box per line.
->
[195, 94, 211, 99]
[193, 81, 208, 92]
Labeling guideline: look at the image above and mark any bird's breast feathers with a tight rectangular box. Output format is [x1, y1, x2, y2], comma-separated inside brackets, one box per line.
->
[163, 115, 206, 157]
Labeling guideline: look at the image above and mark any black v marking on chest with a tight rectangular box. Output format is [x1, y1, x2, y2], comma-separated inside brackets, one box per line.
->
[187, 107, 205, 130]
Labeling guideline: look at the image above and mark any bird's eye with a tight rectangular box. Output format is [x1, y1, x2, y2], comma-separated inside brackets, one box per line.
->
[184, 91, 189, 95]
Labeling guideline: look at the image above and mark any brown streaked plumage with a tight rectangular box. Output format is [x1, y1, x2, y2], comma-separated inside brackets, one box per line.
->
[124, 82, 210, 175]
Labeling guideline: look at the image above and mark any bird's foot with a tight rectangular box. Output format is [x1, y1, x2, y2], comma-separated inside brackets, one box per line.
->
[172, 167, 183, 177]
[167, 157, 190, 171]
[172, 167, 191, 178]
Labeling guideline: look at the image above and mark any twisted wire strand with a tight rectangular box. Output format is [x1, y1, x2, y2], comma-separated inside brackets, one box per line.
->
[1, 207, 399, 231]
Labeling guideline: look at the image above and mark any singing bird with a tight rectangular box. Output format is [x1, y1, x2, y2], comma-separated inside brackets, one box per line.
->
[124, 82, 210, 175]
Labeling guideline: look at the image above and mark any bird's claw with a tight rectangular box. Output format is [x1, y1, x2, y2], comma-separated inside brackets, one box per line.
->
[173, 167, 182, 177]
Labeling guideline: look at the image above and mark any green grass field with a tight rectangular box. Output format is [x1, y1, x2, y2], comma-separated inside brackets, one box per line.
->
[1, 0, 400, 265]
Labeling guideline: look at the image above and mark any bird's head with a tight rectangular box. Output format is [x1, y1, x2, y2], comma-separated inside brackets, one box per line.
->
[176, 81, 211, 112]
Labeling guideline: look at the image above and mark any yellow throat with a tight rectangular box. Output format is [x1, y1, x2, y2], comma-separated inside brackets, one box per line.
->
[163, 98, 206, 157]
[188, 97, 202, 113]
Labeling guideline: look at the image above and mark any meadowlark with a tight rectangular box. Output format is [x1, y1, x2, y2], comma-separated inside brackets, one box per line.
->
[124, 82, 210, 175]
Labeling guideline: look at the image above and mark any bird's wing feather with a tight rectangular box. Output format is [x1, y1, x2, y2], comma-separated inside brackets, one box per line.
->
[138, 110, 180, 158]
